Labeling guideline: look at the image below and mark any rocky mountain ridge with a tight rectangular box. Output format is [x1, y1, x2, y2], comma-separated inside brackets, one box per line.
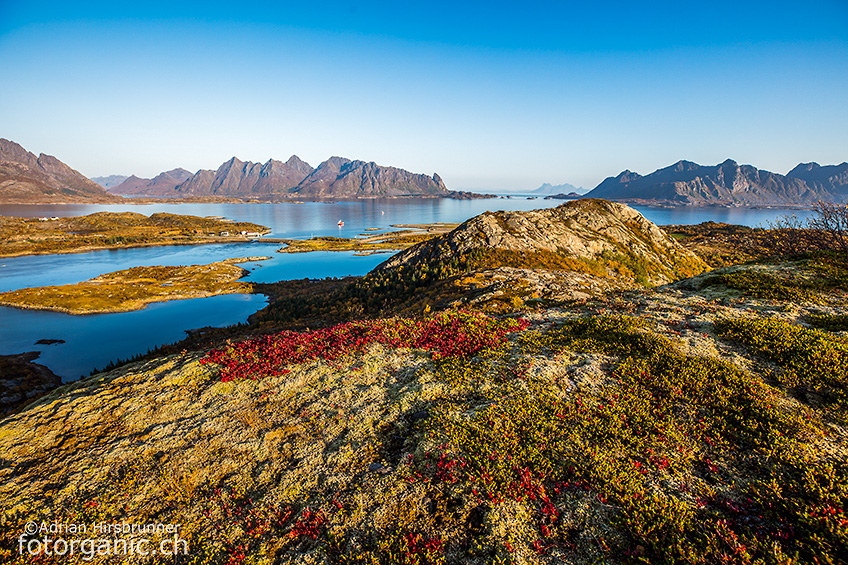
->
[0, 139, 119, 204]
[290, 157, 448, 199]
[585, 159, 848, 206]
[111, 154, 453, 199]
[173, 156, 313, 197]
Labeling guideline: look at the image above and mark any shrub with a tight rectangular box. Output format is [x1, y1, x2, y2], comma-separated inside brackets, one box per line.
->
[201, 311, 527, 381]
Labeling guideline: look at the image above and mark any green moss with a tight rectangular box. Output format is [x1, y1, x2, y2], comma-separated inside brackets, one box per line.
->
[716, 317, 848, 411]
[703, 270, 823, 303]
[422, 316, 841, 564]
[809, 314, 848, 332]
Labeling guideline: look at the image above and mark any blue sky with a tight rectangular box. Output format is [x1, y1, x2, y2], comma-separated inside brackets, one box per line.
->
[1, 1, 846, 191]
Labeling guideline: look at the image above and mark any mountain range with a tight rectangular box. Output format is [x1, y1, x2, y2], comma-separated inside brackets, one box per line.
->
[3, 136, 846, 206]
[583, 159, 848, 206]
[107, 155, 451, 200]
[0, 139, 119, 204]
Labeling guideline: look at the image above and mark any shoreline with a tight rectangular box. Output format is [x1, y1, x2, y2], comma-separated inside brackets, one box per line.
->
[0, 287, 258, 315]
[0, 235, 265, 259]
[0, 260, 268, 314]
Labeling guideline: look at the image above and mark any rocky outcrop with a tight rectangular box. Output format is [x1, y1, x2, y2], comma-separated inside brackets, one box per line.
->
[108, 168, 192, 195]
[0, 139, 120, 204]
[0, 351, 62, 415]
[376, 199, 707, 286]
[585, 159, 846, 206]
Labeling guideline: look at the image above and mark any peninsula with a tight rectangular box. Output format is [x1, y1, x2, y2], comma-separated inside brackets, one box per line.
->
[0, 258, 266, 314]
[0, 212, 270, 257]
[276, 223, 458, 254]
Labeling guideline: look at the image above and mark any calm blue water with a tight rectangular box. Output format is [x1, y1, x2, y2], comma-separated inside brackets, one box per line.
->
[0, 198, 816, 381]
[0, 294, 268, 380]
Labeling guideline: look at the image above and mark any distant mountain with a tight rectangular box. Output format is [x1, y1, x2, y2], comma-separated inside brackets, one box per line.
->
[786, 162, 848, 193]
[584, 159, 846, 206]
[91, 175, 129, 189]
[532, 182, 584, 195]
[109, 168, 193, 196]
[174, 155, 452, 200]
[545, 192, 583, 200]
[0, 139, 119, 204]
[289, 157, 449, 199]
[174, 156, 314, 197]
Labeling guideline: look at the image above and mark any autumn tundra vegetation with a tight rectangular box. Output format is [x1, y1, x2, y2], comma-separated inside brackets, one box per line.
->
[1, 200, 847, 565]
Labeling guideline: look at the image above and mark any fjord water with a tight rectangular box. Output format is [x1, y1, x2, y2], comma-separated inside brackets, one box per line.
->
[0, 199, 816, 380]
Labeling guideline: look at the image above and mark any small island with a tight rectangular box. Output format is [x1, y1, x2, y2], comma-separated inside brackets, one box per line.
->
[277, 223, 458, 254]
[0, 211, 270, 257]
[0, 258, 267, 314]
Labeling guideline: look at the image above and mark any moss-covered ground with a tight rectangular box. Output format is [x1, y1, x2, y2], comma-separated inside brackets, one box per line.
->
[1, 218, 847, 564]
[1, 247, 846, 564]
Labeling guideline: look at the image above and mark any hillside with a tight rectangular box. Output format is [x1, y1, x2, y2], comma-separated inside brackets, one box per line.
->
[585, 159, 847, 206]
[242, 201, 708, 334]
[0, 139, 120, 204]
[2, 235, 846, 564]
[376, 199, 706, 286]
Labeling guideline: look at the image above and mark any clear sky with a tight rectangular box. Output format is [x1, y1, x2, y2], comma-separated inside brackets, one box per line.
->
[1, 0, 846, 191]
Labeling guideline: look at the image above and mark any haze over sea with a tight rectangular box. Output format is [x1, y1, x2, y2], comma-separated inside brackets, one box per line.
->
[0, 199, 817, 379]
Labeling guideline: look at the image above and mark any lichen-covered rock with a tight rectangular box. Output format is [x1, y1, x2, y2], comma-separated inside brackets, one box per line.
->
[376, 199, 707, 286]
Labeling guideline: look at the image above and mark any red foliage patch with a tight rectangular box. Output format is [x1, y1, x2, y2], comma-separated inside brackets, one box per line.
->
[201, 311, 527, 382]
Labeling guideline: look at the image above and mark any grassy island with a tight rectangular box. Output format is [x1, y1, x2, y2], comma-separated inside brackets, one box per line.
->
[0, 212, 270, 257]
[0, 258, 264, 314]
[277, 223, 458, 254]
